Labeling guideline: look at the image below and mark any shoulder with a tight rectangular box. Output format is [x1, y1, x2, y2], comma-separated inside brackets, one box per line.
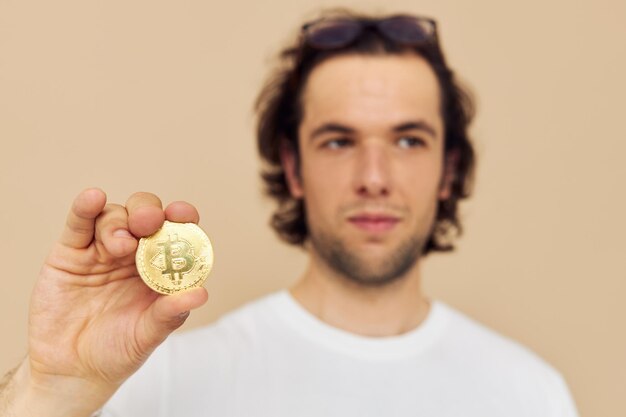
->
[435, 301, 576, 413]
[437, 301, 556, 371]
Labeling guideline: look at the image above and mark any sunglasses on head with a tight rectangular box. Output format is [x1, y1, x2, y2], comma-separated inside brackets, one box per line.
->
[301, 14, 438, 50]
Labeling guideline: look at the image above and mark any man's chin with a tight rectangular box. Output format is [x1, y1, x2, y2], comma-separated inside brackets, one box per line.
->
[310, 229, 425, 287]
[328, 246, 421, 287]
[337, 264, 412, 288]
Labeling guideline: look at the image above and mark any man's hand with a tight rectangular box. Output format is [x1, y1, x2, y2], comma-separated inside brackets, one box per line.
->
[2, 188, 209, 417]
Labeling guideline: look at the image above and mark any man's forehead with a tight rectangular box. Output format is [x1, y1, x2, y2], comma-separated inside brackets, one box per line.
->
[301, 53, 442, 129]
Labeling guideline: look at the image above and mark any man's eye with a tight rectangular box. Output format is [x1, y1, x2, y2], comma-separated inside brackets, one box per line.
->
[323, 138, 353, 149]
[397, 136, 426, 149]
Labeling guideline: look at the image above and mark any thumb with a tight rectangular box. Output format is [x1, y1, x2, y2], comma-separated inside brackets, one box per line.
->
[138, 287, 209, 349]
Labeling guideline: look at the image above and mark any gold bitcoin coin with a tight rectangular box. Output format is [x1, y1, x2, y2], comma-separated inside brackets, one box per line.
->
[136, 221, 214, 295]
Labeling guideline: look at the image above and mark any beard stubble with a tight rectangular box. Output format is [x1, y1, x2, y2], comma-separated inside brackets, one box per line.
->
[307, 200, 437, 287]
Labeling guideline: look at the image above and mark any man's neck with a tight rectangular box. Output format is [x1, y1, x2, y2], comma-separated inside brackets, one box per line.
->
[289, 256, 431, 338]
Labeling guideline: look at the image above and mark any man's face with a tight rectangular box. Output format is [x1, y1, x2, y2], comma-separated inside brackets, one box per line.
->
[284, 53, 451, 286]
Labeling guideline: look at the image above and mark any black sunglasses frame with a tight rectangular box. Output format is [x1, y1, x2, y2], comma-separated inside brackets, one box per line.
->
[301, 14, 439, 50]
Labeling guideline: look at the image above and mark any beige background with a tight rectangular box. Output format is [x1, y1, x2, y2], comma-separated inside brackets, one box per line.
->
[1, 0, 624, 415]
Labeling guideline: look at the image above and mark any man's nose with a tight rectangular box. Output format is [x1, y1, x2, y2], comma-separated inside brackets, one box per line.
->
[352, 144, 391, 198]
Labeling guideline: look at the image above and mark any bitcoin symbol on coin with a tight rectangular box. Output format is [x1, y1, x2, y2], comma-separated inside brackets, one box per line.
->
[157, 234, 195, 285]
[136, 221, 214, 295]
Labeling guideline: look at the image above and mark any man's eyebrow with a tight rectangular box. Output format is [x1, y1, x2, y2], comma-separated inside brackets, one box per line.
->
[393, 121, 438, 139]
[308, 120, 439, 141]
[309, 123, 355, 141]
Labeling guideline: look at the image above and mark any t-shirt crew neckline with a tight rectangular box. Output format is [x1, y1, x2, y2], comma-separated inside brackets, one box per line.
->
[269, 290, 451, 361]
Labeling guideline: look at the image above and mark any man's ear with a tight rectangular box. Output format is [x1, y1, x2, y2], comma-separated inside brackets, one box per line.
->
[280, 141, 304, 198]
[439, 149, 459, 200]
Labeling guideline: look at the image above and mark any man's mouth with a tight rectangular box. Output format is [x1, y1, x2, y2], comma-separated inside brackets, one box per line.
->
[347, 214, 401, 233]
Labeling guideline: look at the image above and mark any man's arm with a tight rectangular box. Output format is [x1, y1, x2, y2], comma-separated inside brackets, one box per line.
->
[0, 365, 19, 415]
[0, 359, 112, 417]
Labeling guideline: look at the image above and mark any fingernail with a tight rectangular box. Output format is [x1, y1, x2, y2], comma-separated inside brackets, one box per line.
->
[113, 229, 133, 239]
[178, 311, 190, 320]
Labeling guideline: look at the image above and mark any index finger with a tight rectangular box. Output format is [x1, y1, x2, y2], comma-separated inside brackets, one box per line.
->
[60, 188, 107, 249]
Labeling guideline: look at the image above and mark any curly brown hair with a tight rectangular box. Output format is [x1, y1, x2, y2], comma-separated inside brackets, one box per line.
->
[255, 10, 476, 255]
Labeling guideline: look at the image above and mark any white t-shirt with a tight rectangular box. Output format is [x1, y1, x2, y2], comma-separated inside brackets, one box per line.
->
[102, 290, 579, 417]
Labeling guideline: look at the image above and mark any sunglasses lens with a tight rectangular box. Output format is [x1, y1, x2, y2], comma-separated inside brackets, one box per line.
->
[377, 16, 435, 44]
[305, 19, 362, 49]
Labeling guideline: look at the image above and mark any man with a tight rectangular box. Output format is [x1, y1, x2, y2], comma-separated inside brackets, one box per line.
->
[0, 10, 578, 417]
